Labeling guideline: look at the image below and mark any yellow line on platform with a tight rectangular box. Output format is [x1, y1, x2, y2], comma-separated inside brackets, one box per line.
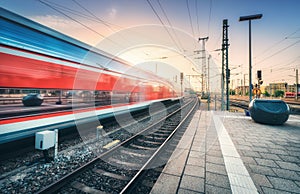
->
[103, 140, 120, 149]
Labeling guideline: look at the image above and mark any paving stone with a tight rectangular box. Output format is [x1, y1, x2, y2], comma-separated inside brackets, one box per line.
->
[272, 167, 300, 181]
[236, 145, 253, 151]
[191, 145, 202, 152]
[206, 155, 224, 165]
[247, 164, 276, 176]
[251, 146, 269, 153]
[163, 149, 189, 176]
[250, 173, 273, 188]
[180, 175, 204, 193]
[241, 156, 257, 165]
[285, 146, 300, 152]
[278, 154, 300, 163]
[267, 176, 300, 193]
[261, 186, 292, 194]
[150, 173, 180, 194]
[259, 153, 282, 161]
[184, 165, 205, 178]
[254, 158, 279, 168]
[240, 150, 261, 158]
[187, 157, 205, 167]
[207, 145, 221, 152]
[206, 162, 227, 175]
[286, 150, 300, 157]
[275, 161, 300, 171]
[267, 148, 289, 156]
[192, 141, 205, 148]
[205, 172, 230, 189]
[205, 184, 231, 194]
[177, 188, 203, 194]
[189, 150, 205, 158]
[206, 149, 223, 157]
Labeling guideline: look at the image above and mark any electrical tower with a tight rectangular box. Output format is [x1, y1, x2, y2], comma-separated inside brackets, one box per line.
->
[221, 19, 229, 111]
[198, 37, 209, 94]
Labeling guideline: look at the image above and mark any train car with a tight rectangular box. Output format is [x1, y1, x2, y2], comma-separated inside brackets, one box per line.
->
[0, 8, 179, 143]
[285, 92, 295, 98]
[284, 91, 300, 98]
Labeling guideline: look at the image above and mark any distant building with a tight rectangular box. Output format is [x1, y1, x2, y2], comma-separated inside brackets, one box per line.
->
[265, 82, 295, 96]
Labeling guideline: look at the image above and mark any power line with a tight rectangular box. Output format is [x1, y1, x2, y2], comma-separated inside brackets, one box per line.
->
[71, 0, 115, 31]
[38, 0, 106, 38]
[255, 27, 300, 59]
[40, 0, 122, 29]
[186, 0, 195, 38]
[38, 0, 127, 50]
[156, 0, 185, 51]
[146, 0, 183, 52]
[207, 0, 213, 37]
[195, 0, 200, 37]
[256, 39, 300, 64]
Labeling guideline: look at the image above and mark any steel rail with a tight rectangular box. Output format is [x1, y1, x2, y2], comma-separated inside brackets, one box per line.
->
[37, 97, 196, 193]
[120, 98, 199, 193]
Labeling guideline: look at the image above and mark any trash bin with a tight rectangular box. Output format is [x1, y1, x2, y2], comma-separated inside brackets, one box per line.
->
[22, 93, 43, 106]
[248, 99, 290, 125]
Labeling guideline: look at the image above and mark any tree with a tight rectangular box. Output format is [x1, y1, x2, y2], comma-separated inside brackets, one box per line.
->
[274, 90, 284, 98]
[263, 91, 270, 97]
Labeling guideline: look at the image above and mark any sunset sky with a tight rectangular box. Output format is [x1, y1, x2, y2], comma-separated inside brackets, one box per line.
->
[1, 0, 300, 92]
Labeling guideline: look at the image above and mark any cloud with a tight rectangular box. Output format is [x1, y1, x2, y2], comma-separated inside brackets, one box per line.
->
[31, 15, 75, 28]
[108, 8, 117, 19]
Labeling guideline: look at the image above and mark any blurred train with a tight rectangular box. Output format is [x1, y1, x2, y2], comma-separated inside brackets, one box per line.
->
[0, 8, 179, 143]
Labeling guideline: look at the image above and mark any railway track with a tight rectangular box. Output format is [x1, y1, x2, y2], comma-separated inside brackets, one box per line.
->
[37, 97, 198, 193]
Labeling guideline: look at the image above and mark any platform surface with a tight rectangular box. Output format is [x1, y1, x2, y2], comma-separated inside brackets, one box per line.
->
[151, 107, 300, 193]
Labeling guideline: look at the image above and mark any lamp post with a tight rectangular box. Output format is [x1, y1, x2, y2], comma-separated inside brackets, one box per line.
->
[239, 14, 263, 102]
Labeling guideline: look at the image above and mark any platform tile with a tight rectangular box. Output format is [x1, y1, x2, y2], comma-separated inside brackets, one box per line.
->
[184, 164, 205, 178]
[150, 173, 180, 194]
[267, 176, 300, 193]
[180, 174, 204, 193]
[205, 172, 231, 189]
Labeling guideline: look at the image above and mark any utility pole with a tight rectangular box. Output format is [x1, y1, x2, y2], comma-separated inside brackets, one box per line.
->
[296, 69, 298, 101]
[198, 37, 209, 95]
[221, 19, 229, 110]
[239, 14, 263, 102]
[208, 55, 211, 93]
[180, 72, 184, 97]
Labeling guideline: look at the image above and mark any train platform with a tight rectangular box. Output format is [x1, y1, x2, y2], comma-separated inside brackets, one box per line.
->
[151, 108, 300, 193]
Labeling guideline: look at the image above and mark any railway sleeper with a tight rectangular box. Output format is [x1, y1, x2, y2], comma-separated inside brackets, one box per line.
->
[129, 143, 158, 150]
[93, 168, 131, 181]
[71, 181, 104, 194]
[119, 149, 149, 158]
[144, 135, 166, 141]
[136, 138, 162, 145]
[107, 157, 142, 169]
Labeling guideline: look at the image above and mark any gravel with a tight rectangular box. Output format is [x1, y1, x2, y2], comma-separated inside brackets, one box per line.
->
[0, 100, 192, 194]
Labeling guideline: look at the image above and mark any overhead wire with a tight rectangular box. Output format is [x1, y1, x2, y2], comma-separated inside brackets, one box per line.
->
[38, 0, 128, 52]
[71, 0, 116, 31]
[38, 0, 106, 38]
[186, 0, 195, 38]
[207, 0, 212, 37]
[146, 0, 184, 53]
[255, 27, 300, 59]
[256, 39, 300, 64]
[39, 0, 122, 29]
[156, 0, 185, 52]
[195, 0, 200, 37]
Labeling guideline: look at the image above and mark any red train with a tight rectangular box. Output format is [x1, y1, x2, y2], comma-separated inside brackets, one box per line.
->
[284, 91, 300, 98]
[0, 8, 179, 143]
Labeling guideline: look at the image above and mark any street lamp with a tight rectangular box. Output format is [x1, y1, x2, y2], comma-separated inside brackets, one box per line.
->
[239, 14, 263, 102]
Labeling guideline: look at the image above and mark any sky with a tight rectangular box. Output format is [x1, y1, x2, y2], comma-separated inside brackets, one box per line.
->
[1, 0, 300, 93]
